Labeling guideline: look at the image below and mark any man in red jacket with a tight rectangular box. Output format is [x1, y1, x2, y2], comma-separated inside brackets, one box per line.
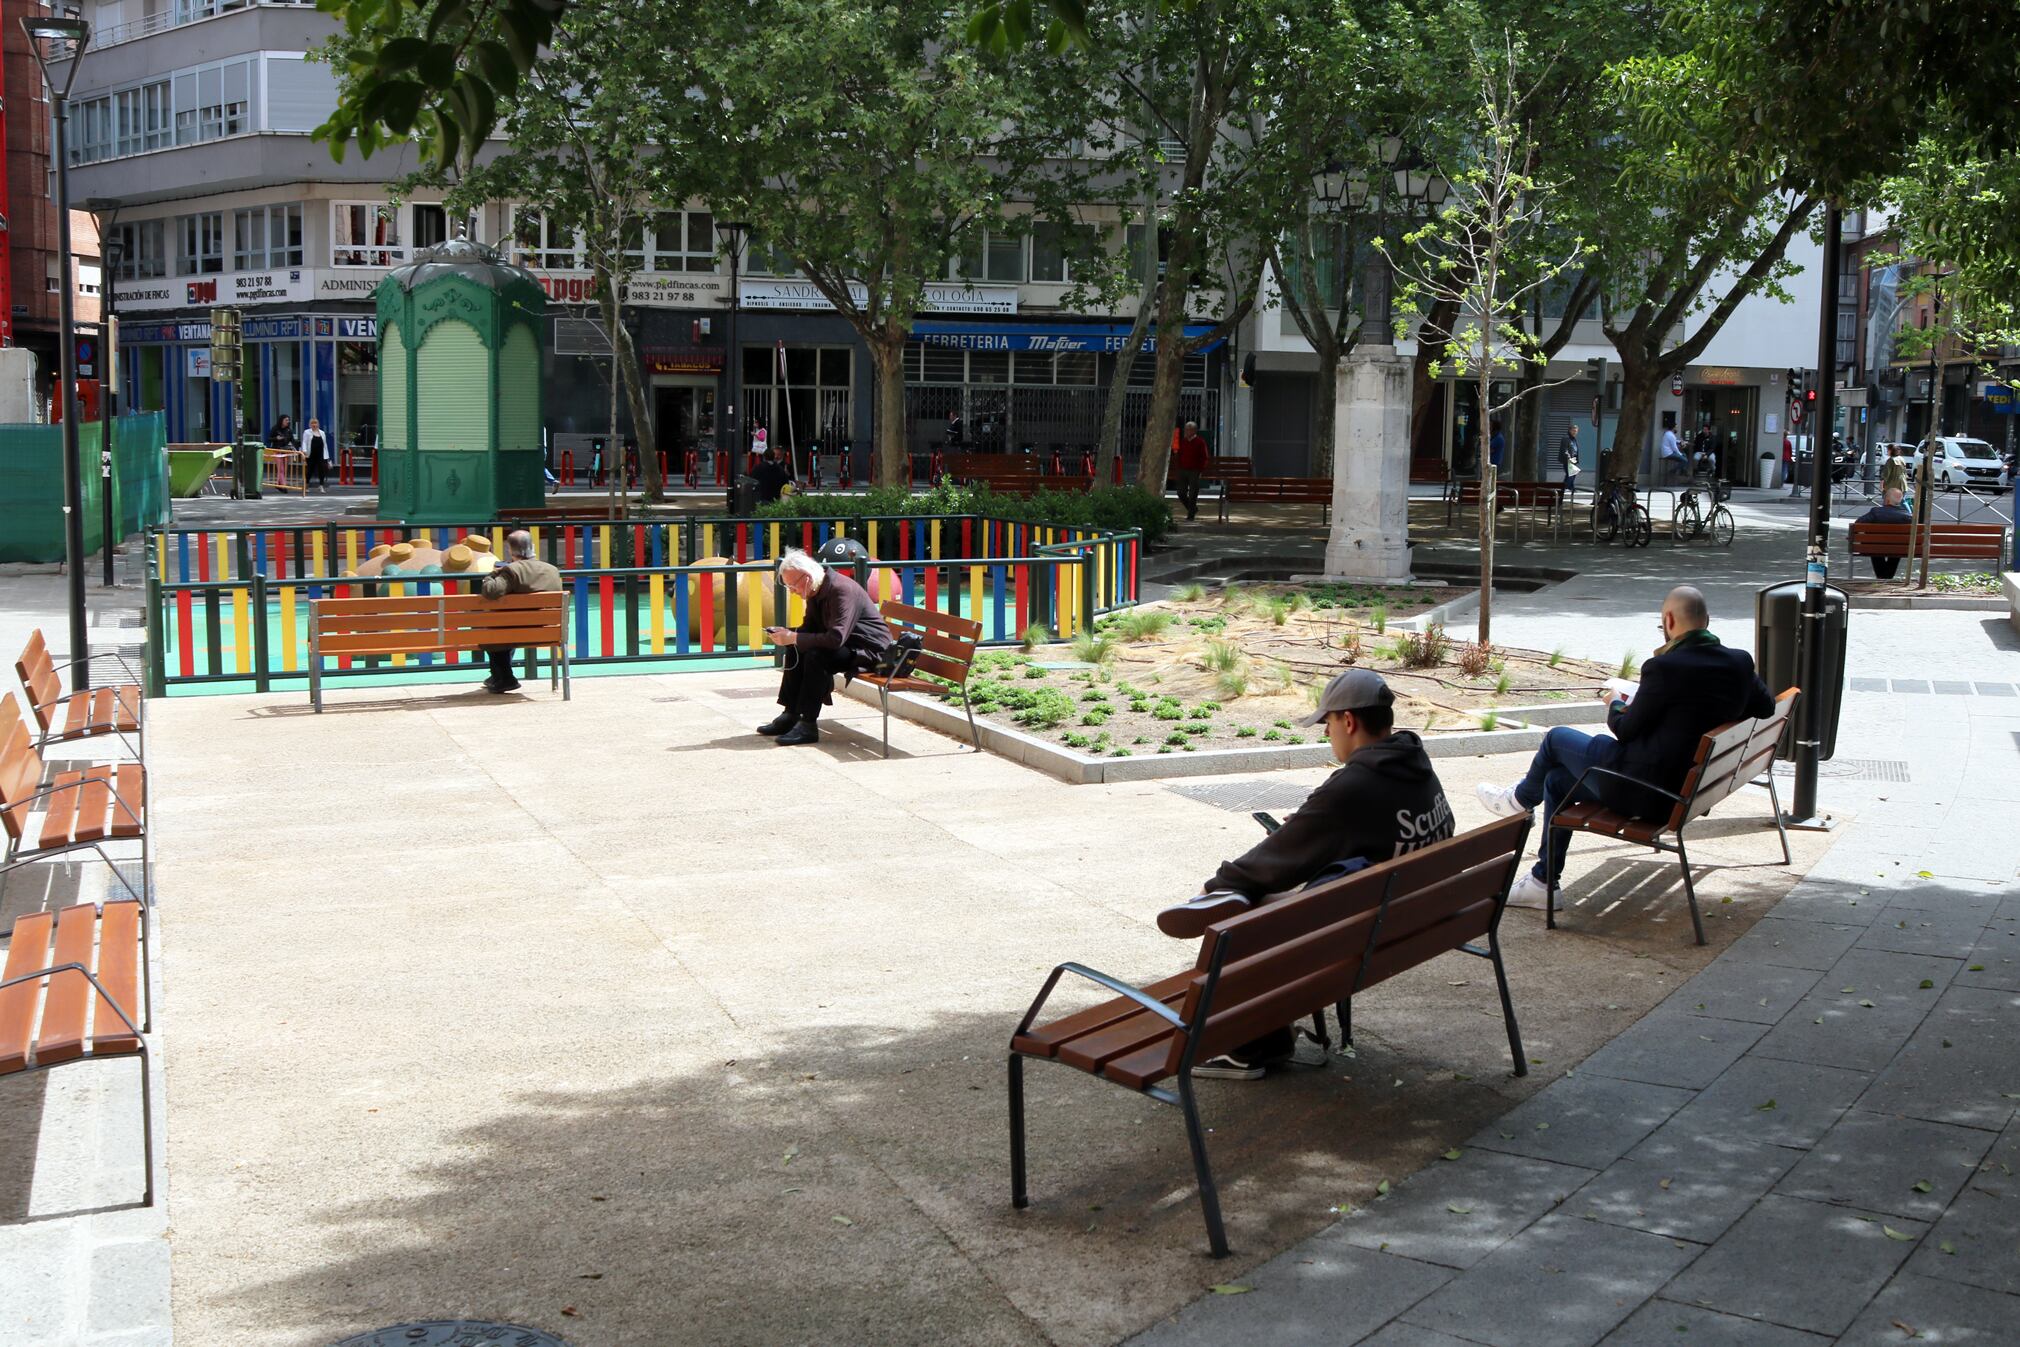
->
[1171, 420, 1212, 520]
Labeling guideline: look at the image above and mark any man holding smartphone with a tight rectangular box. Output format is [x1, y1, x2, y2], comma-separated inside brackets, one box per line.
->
[758, 549, 894, 746]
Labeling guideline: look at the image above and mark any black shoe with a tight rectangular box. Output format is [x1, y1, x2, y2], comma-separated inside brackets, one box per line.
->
[483, 679, 522, 694]
[775, 719, 821, 746]
[756, 712, 796, 736]
[1157, 891, 1253, 938]
[1190, 1055, 1266, 1081]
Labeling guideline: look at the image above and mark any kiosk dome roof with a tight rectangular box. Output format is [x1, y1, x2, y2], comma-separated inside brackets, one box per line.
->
[384, 236, 539, 294]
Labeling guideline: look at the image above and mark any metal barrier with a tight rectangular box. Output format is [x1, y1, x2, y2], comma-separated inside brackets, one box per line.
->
[143, 512, 1141, 696]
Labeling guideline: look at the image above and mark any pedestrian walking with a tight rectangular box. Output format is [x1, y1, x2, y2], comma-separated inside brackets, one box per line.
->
[301, 417, 331, 493]
[1172, 420, 1211, 522]
[1556, 423, 1582, 500]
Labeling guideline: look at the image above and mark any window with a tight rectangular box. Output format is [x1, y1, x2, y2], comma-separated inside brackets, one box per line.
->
[647, 211, 716, 273]
[412, 203, 474, 250]
[742, 237, 799, 276]
[77, 264, 102, 298]
[954, 229, 1026, 284]
[177, 212, 225, 275]
[509, 207, 577, 269]
[111, 221, 169, 281]
[75, 97, 114, 164]
[1030, 221, 1097, 283]
[234, 204, 302, 269]
[1125, 223, 1173, 280]
[333, 202, 402, 266]
[45, 258, 60, 293]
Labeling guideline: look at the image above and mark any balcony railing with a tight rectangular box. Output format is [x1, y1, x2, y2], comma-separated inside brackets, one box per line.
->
[92, 0, 315, 50]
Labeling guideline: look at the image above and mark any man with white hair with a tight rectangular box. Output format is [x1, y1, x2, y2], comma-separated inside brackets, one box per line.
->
[478, 529, 561, 693]
[759, 548, 893, 746]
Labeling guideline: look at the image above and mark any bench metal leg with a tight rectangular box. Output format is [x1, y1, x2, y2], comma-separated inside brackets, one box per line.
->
[1336, 998, 1352, 1046]
[139, 1042, 155, 1206]
[1008, 1054, 1029, 1209]
[560, 644, 571, 701]
[1490, 927, 1526, 1075]
[1177, 1074, 1230, 1258]
[1765, 771, 1793, 865]
[1674, 831, 1707, 946]
[963, 695, 980, 752]
[880, 683, 893, 759]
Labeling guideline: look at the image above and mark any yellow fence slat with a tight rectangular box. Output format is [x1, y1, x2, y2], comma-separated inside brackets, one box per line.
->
[649, 573, 666, 653]
[280, 586, 298, 670]
[930, 519, 942, 560]
[969, 564, 984, 616]
[344, 531, 359, 575]
[866, 520, 878, 557]
[769, 522, 781, 560]
[231, 587, 251, 673]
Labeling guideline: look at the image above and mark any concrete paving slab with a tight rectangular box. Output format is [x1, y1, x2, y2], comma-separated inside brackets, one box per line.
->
[1659, 1196, 1924, 1337]
[1466, 1074, 1694, 1170]
[1903, 1124, 2020, 1296]
[1855, 985, 2020, 1133]
[1597, 1301, 1830, 1347]
[1125, 1242, 1453, 1346]
[1954, 925, 2020, 993]
[1574, 1006, 1768, 1091]
[1668, 959, 1824, 1025]
[1397, 1212, 1702, 1347]
[1749, 948, 1961, 1073]
[1653, 1057, 1870, 1151]
[1854, 900, 1999, 959]
[1835, 1273, 2020, 1346]
[1719, 918, 1866, 971]
[1354, 1324, 1495, 1347]
[1773, 1109, 1995, 1221]
[1331, 1150, 1594, 1269]
[1573, 1132, 1795, 1244]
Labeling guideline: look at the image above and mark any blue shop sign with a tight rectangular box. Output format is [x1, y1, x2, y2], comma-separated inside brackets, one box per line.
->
[909, 320, 1223, 354]
[1984, 383, 2018, 414]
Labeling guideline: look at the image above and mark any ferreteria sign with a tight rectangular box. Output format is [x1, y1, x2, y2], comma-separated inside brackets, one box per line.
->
[740, 279, 1020, 315]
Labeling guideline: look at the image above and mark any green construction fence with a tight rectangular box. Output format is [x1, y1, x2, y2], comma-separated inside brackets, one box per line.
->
[0, 413, 169, 563]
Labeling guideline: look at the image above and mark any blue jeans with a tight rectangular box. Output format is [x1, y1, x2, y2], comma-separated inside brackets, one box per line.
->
[1513, 726, 1622, 884]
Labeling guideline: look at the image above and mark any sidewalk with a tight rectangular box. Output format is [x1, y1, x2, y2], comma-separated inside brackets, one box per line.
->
[1131, 609, 2020, 1346]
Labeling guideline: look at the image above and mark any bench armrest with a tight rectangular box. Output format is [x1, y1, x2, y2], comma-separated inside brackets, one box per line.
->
[0, 960, 145, 1040]
[1563, 764, 1684, 809]
[9, 773, 144, 826]
[1012, 960, 1187, 1040]
[42, 651, 143, 682]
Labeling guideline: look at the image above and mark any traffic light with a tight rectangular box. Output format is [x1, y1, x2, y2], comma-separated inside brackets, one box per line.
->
[1787, 367, 1804, 397]
[209, 307, 242, 384]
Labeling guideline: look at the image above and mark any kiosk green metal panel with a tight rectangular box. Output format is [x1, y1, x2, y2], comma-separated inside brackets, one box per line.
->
[373, 238, 547, 523]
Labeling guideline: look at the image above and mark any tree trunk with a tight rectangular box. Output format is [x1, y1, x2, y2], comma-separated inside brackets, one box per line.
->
[1514, 358, 1546, 481]
[1311, 340, 1339, 476]
[1610, 360, 1662, 482]
[869, 331, 909, 489]
[599, 283, 661, 501]
[1477, 364, 1494, 646]
[1135, 270, 1192, 493]
[1408, 299, 1459, 460]
[1097, 292, 1156, 485]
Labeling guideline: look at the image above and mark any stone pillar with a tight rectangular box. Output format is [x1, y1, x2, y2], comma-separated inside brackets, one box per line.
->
[1323, 344, 1414, 582]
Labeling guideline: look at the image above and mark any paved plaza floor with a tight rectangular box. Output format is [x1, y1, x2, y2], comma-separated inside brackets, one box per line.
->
[0, 488, 2014, 1346]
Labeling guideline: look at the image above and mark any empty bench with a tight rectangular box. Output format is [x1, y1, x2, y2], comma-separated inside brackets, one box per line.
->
[1847, 520, 2008, 571]
[1217, 476, 1334, 522]
[308, 591, 569, 712]
[1, 692, 149, 906]
[857, 600, 983, 757]
[16, 629, 143, 757]
[1009, 813, 1533, 1256]
[1548, 687, 1798, 944]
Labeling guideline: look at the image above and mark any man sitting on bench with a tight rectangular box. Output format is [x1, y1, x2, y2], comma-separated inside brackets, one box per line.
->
[479, 529, 562, 694]
[759, 549, 893, 746]
[1853, 486, 1912, 578]
[1156, 669, 1456, 1079]
[1474, 585, 1773, 906]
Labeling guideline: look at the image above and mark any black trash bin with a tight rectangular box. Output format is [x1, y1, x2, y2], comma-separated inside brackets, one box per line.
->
[727, 474, 758, 516]
[1755, 581, 1848, 760]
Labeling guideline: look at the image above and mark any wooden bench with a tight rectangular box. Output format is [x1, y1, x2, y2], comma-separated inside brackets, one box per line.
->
[949, 452, 1039, 480]
[16, 629, 142, 757]
[969, 474, 1093, 497]
[1548, 688, 1798, 945]
[308, 591, 570, 712]
[1009, 814, 1534, 1256]
[0, 693, 149, 906]
[1208, 456, 1254, 482]
[1, 898, 153, 1205]
[1446, 479, 1566, 539]
[1217, 476, 1334, 522]
[858, 600, 983, 757]
[1847, 520, 2008, 568]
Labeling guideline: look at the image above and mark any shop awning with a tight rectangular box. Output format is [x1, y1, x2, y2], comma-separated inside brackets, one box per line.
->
[908, 321, 1225, 354]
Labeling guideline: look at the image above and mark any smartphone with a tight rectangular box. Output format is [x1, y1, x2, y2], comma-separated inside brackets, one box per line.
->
[1253, 811, 1282, 834]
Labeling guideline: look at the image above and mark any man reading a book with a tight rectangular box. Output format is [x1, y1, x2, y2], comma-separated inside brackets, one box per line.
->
[1473, 586, 1774, 906]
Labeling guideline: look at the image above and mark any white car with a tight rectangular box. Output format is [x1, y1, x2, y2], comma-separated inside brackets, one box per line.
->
[1907, 436, 2010, 490]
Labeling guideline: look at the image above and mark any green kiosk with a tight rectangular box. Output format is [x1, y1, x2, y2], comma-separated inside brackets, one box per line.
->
[374, 237, 547, 524]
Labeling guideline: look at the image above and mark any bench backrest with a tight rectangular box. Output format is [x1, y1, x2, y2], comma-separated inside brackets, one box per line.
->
[15, 629, 63, 722]
[1666, 687, 1798, 830]
[1209, 457, 1254, 477]
[1409, 458, 1449, 481]
[877, 600, 982, 686]
[1230, 477, 1331, 496]
[950, 452, 1039, 477]
[0, 694, 49, 840]
[310, 592, 567, 658]
[1847, 520, 2007, 557]
[1160, 815, 1530, 1074]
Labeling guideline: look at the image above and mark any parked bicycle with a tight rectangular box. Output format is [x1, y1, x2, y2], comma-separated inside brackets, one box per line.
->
[1593, 477, 1652, 547]
[1670, 475, 1736, 547]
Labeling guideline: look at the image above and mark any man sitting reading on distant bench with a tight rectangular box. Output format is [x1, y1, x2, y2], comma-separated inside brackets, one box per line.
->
[1853, 487, 1911, 579]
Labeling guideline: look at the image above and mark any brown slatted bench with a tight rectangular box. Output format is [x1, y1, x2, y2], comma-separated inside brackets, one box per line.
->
[1, 693, 149, 906]
[308, 591, 570, 712]
[857, 600, 984, 757]
[1008, 813, 1534, 1256]
[1548, 687, 1798, 945]
[967, 474, 1093, 496]
[1847, 520, 2008, 568]
[1217, 476, 1334, 522]
[1, 899, 153, 1205]
[16, 628, 143, 757]
[1447, 480, 1567, 539]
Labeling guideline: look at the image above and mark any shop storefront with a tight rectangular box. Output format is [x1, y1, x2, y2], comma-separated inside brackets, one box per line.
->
[1681, 367, 1761, 484]
[119, 313, 377, 450]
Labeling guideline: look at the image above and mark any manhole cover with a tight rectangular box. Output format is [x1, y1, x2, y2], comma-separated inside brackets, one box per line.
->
[1771, 757, 1911, 782]
[331, 1324, 570, 1347]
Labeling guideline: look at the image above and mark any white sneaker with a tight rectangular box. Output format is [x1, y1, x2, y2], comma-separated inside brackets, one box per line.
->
[1475, 781, 1531, 818]
[1504, 872, 1552, 910]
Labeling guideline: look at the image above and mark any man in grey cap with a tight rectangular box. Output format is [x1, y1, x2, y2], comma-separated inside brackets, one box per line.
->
[1156, 668, 1455, 1079]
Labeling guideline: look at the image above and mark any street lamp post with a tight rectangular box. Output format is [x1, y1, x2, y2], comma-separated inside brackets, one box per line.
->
[714, 220, 750, 481]
[87, 197, 121, 589]
[23, 12, 94, 693]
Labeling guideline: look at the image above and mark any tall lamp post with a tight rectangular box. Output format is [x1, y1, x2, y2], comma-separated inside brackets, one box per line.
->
[23, 11, 94, 693]
[86, 196, 121, 589]
[714, 220, 749, 478]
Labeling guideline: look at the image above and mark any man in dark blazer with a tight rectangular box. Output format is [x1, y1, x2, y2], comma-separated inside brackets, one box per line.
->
[759, 549, 893, 746]
[1474, 586, 1775, 905]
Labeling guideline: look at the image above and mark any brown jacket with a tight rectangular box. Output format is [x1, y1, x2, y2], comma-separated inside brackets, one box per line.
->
[481, 557, 562, 598]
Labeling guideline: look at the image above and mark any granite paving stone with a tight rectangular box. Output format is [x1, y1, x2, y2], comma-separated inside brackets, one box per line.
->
[1853, 901, 1996, 958]
[1575, 1006, 1768, 1091]
[1745, 885, 1885, 931]
[1903, 1124, 2020, 1296]
[1398, 1213, 1702, 1347]
[1668, 959, 1824, 1025]
[1749, 948, 1960, 1073]
[1127, 1243, 1453, 1347]
[1655, 1056, 1870, 1151]
[1955, 925, 2020, 992]
[82, 1241, 172, 1339]
[1835, 1273, 2020, 1346]
[1773, 1109, 1994, 1221]
[1333, 1151, 1596, 1270]
[1574, 1132, 1796, 1244]
[1353, 1324, 1491, 1347]
[1466, 1074, 1694, 1171]
[1719, 917, 1866, 970]
[1597, 1301, 1831, 1347]
[1856, 984, 2020, 1132]
[1659, 1196, 1925, 1337]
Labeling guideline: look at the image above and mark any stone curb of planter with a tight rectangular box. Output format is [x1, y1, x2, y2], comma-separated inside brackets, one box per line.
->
[841, 683, 1607, 784]
[2005, 572, 2020, 635]
[1847, 592, 2005, 611]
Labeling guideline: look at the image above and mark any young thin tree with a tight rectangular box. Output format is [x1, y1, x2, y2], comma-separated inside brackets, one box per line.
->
[1384, 37, 1585, 643]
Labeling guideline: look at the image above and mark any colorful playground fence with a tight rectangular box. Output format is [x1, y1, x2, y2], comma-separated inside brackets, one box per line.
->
[144, 512, 1141, 696]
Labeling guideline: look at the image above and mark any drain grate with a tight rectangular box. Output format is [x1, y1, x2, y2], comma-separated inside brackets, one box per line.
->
[332, 1324, 570, 1347]
[1772, 757, 1911, 783]
[1167, 780, 1315, 813]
